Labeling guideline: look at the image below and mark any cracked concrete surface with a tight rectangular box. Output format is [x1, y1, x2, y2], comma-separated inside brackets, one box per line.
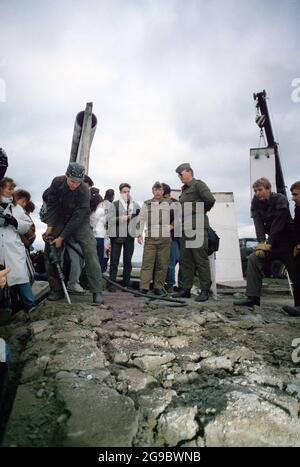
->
[1, 287, 300, 447]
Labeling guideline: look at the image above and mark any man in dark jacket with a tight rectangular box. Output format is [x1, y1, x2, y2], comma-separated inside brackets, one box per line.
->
[283, 181, 300, 316]
[43, 162, 104, 304]
[107, 183, 140, 291]
[173, 163, 215, 302]
[235, 177, 299, 308]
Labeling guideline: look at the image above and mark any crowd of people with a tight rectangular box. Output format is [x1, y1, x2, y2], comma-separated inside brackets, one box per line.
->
[0, 147, 300, 318]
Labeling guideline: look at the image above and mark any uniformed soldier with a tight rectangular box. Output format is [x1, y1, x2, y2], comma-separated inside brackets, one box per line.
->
[173, 163, 215, 302]
[138, 181, 174, 295]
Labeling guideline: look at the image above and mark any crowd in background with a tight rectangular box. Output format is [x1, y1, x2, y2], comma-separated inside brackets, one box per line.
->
[0, 150, 300, 318]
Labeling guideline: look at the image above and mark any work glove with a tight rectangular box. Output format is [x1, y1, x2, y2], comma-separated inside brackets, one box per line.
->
[255, 242, 271, 258]
[4, 213, 18, 229]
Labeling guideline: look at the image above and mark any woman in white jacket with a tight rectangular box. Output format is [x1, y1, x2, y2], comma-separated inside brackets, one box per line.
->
[0, 177, 35, 312]
[90, 188, 108, 272]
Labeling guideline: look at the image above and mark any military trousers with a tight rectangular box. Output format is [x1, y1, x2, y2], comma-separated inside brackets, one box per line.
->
[180, 228, 211, 291]
[246, 244, 299, 305]
[140, 237, 170, 290]
[45, 224, 103, 294]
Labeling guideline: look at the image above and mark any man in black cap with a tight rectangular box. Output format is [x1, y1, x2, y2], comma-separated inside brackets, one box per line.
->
[43, 162, 104, 304]
[173, 163, 215, 302]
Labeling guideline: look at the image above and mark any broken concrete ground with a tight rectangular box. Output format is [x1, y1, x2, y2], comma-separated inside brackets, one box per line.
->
[0, 286, 300, 447]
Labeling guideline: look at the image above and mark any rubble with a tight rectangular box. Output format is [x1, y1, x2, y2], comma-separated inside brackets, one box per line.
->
[1, 289, 300, 447]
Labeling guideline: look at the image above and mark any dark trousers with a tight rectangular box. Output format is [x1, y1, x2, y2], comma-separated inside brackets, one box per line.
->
[109, 237, 135, 286]
[96, 237, 105, 272]
[247, 244, 300, 306]
[45, 225, 103, 293]
[294, 255, 300, 306]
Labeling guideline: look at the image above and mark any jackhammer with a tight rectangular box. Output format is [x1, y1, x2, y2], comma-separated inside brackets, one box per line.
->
[46, 240, 72, 305]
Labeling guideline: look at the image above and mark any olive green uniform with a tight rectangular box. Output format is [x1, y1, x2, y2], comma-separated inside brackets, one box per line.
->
[139, 198, 173, 290]
[179, 178, 215, 291]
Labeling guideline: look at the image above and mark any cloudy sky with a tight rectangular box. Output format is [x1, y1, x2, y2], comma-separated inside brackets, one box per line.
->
[0, 0, 300, 248]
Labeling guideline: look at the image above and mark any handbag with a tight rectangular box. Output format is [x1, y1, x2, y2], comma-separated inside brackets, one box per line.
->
[208, 227, 220, 256]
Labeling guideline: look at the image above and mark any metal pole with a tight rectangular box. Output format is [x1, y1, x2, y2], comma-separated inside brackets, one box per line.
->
[69, 102, 98, 174]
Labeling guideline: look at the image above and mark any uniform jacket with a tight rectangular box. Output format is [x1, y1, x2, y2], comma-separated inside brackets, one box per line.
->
[179, 178, 215, 229]
[251, 192, 293, 247]
[138, 197, 174, 238]
[46, 176, 91, 239]
[0, 203, 32, 286]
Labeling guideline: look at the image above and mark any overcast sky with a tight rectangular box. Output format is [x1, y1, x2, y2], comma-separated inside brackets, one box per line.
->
[1, 0, 300, 247]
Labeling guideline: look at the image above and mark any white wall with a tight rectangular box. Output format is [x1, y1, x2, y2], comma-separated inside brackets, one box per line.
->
[250, 147, 276, 195]
[208, 192, 243, 283]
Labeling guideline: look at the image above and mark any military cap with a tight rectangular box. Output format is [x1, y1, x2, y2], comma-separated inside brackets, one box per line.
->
[152, 181, 163, 189]
[175, 163, 192, 174]
[66, 162, 85, 182]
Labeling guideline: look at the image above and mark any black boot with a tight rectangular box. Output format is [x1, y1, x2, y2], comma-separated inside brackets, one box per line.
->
[282, 305, 300, 317]
[234, 296, 260, 307]
[172, 288, 191, 298]
[195, 290, 210, 302]
[93, 293, 104, 305]
[134, 288, 148, 297]
[154, 288, 167, 296]
[47, 291, 64, 301]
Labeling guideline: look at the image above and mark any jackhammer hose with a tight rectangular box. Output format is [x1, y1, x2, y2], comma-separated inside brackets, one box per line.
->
[65, 241, 187, 307]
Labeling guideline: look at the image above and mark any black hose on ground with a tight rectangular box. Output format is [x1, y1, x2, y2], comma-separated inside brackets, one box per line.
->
[65, 241, 187, 307]
[103, 274, 187, 307]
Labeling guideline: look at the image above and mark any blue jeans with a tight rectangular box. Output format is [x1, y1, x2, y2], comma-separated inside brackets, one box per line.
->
[96, 238, 106, 272]
[11, 283, 35, 311]
[166, 240, 180, 288]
